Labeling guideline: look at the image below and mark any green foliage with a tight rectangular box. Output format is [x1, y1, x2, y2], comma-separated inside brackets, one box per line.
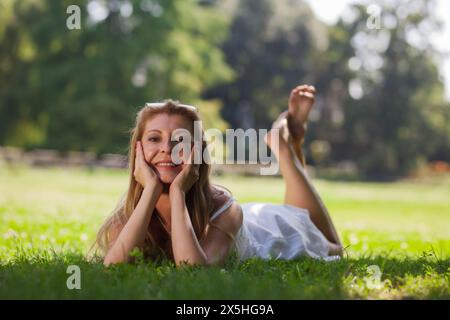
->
[1, 0, 449, 177]
[324, 1, 450, 178]
[0, 0, 233, 153]
[206, 0, 327, 129]
[208, 0, 450, 178]
[1, 246, 448, 299]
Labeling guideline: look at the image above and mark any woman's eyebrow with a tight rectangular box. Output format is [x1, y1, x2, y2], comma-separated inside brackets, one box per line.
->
[146, 129, 162, 134]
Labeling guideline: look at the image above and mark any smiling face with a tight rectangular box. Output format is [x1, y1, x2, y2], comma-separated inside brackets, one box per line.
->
[140, 113, 194, 184]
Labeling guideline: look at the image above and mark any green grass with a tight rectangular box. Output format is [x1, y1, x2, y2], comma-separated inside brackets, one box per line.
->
[0, 165, 449, 299]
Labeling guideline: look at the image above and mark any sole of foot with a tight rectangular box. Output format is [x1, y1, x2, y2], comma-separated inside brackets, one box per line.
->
[287, 84, 315, 143]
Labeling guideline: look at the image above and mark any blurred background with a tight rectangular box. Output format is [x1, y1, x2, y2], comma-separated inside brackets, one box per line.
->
[0, 0, 449, 179]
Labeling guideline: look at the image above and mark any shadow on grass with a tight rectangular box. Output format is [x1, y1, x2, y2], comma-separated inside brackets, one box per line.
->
[0, 246, 448, 300]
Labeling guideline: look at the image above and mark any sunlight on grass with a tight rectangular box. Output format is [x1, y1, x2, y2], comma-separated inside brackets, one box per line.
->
[0, 165, 449, 299]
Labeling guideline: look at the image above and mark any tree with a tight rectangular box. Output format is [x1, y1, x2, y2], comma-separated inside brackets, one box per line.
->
[205, 0, 327, 130]
[334, 0, 450, 178]
[0, 0, 233, 154]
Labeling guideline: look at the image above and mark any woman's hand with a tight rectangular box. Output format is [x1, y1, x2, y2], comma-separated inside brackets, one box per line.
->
[169, 144, 201, 195]
[134, 141, 163, 193]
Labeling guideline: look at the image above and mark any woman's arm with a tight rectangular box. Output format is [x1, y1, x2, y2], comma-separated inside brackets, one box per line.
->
[169, 144, 242, 266]
[168, 145, 207, 266]
[200, 201, 243, 266]
[170, 189, 243, 267]
[170, 188, 208, 266]
[103, 141, 162, 266]
[103, 184, 160, 266]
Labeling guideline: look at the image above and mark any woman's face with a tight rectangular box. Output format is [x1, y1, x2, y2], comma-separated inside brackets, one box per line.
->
[140, 113, 194, 184]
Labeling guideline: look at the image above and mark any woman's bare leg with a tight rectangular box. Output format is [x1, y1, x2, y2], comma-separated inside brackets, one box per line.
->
[265, 85, 342, 255]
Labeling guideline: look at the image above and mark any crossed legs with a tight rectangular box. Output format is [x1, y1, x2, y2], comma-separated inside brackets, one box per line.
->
[264, 85, 343, 256]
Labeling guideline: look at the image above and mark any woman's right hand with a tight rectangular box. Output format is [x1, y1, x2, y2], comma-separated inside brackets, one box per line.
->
[134, 141, 163, 193]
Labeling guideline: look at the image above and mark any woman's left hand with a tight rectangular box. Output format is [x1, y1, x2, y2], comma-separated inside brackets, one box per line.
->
[169, 144, 201, 195]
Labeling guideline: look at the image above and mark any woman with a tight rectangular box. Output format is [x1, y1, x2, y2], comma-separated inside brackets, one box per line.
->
[95, 84, 343, 267]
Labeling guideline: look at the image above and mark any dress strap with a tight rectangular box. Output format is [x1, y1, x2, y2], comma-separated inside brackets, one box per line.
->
[210, 191, 235, 222]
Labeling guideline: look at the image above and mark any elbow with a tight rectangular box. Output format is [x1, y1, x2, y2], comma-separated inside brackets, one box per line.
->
[206, 259, 225, 268]
[175, 259, 207, 268]
[175, 254, 208, 267]
[103, 251, 128, 267]
[205, 254, 226, 268]
[103, 251, 112, 266]
[103, 255, 117, 267]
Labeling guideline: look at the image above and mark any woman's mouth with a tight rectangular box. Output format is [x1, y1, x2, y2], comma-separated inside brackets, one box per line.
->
[155, 162, 181, 169]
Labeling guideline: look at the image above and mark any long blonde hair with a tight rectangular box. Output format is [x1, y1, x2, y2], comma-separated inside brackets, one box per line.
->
[92, 100, 228, 261]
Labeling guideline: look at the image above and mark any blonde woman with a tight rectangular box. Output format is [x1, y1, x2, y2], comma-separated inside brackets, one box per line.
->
[95, 84, 343, 267]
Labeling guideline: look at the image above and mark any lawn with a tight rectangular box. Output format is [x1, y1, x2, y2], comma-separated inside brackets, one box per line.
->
[0, 164, 449, 299]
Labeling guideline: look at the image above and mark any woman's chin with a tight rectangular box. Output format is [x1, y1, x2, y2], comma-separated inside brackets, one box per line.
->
[157, 171, 179, 184]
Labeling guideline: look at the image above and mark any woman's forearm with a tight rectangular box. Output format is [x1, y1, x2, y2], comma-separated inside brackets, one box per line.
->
[104, 184, 160, 265]
[170, 188, 208, 266]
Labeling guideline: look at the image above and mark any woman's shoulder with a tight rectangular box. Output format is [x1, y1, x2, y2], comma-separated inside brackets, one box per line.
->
[210, 184, 234, 211]
[209, 184, 242, 232]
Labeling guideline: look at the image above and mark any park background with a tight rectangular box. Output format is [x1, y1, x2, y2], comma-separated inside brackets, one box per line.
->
[0, 0, 449, 299]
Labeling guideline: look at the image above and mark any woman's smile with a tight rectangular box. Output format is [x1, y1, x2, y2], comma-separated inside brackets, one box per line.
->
[155, 162, 182, 169]
[156, 162, 178, 167]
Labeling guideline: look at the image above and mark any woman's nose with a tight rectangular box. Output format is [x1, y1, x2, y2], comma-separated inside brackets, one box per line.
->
[160, 139, 177, 153]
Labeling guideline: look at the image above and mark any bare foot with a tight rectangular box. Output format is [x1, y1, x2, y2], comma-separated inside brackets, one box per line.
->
[328, 242, 344, 257]
[287, 84, 316, 144]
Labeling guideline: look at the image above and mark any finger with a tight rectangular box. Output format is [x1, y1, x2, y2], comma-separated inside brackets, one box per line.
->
[196, 143, 203, 165]
[187, 144, 202, 166]
[147, 150, 158, 162]
[135, 141, 142, 163]
[137, 141, 151, 166]
[181, 145, 191, 165]
[190, 152, 200, 176]
[187, 145, 196, 165]
[136, 141, 144, 162]
[195, 144, 203, 165]
[134, 142, 141, 176]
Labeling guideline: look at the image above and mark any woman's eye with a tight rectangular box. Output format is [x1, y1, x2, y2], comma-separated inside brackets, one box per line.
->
[148, 137, 159, 142]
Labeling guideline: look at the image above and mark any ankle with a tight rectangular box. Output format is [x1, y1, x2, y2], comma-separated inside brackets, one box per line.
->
[278, 144, 301, 167]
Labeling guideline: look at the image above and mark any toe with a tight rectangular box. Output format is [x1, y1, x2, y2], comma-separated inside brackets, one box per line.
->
[296, 84, 308, 91]
[307, 85, 316, 93]
[300, 91, 315, 99]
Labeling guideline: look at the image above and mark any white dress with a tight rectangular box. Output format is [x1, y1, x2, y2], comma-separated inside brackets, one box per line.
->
[210, 188, 339, 262]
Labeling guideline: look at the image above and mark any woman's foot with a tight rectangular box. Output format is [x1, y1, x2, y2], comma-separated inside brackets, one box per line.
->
[287, 84, 316, 145]
[328, 242, 344, 257]
[265, 85, 316, 165]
